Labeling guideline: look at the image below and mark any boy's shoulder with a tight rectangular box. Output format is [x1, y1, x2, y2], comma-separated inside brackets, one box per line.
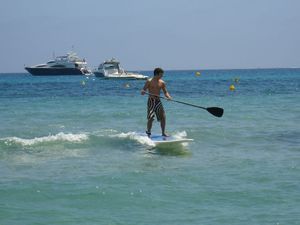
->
[159, 79, 165, 84]
[147, 78, 152, 82]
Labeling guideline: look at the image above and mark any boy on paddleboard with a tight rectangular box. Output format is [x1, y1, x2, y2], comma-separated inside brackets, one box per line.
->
[141, 68, 172, 137]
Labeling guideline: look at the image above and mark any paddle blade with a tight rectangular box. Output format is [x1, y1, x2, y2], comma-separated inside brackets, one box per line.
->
[206, 107, 224, 117]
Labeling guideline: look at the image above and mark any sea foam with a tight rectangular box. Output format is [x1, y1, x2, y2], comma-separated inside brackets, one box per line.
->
[110, 131, 188, 147]
[173, 130, 187, 139]
[2, 132, 89, 146]
[110, 132, 155, 146]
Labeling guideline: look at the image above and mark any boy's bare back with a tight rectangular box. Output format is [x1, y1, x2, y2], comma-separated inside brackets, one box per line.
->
[146, 78, 166, 96]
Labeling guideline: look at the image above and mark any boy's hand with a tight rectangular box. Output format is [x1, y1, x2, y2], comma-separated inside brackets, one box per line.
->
[141, 90, 146, 95]
[165, 93, 172, 100]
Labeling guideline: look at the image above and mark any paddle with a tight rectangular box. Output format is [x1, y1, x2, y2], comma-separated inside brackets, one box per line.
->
[145, 92, 224, 118]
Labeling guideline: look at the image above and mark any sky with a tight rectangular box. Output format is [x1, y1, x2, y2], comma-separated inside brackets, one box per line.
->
[0, 0, 299, 72]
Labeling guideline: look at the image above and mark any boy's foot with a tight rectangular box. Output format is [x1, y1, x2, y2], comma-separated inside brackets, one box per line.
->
[146, 131, 151, 137]
[162, 133, 169, 137]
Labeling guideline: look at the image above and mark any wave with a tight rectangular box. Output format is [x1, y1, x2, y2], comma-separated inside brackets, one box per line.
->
[110, 132, 155, 147]
[110, 130, 188, 147]
[172, 131, 188, 139]
[0, 130, 188, 148]
[1, 132, 89, 147]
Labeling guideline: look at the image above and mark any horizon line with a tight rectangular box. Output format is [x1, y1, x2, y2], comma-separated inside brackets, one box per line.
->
[1, 67, 300, 74]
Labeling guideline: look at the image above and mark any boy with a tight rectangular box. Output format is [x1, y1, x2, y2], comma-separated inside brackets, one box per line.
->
[141, 68, 172, 137]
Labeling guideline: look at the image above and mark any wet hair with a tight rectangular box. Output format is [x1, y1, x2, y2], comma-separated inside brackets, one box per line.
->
[154, 68, 164, 76]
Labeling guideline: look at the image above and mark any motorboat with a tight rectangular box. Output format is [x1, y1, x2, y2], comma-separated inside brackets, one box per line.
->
[25, 52, 91, 76]
[93, 58, 148, 80]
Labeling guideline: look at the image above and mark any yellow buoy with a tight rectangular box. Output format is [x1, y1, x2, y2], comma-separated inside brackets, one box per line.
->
[229, 84, 235, 91]
[124, 83, 130, 88]
[195, 71, 201, 76]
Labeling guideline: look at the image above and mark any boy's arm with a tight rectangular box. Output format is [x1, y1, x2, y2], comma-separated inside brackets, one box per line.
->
[141, 80, 150, 95]
[162, 82, 172, 99]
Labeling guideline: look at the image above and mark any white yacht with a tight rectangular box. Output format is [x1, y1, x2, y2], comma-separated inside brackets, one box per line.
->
[25, 52, 91, 76]
[93, 58, 148, 80]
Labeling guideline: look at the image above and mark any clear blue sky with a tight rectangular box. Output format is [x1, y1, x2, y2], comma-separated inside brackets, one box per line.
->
[0, 0, 299, 72]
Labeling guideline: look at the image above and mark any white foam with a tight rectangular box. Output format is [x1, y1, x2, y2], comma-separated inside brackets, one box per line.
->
[172, 131, 187, 139]
[2, 132, 89, 146]
[110, 132, 155, 147]
[110, 131, 188, 147]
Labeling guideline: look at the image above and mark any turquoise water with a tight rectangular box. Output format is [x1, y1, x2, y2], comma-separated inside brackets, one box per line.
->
[0, 69, 299, 224]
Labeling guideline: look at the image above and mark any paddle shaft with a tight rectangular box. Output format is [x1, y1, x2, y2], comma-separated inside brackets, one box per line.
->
[144, 92, 224, 118]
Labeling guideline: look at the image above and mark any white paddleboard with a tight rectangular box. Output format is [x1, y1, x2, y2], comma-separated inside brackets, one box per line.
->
[150, 134, 193, 146]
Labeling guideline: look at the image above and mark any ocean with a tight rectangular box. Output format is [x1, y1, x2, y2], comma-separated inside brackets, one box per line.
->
[0, 69, 299, 224]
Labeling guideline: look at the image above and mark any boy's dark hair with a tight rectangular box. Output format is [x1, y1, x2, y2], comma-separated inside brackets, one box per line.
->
[154, 68, 164, 76]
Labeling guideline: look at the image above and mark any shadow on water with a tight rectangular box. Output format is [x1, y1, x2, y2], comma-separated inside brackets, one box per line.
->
[147, 143, 192, 157]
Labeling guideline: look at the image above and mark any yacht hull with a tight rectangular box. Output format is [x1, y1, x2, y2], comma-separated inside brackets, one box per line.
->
[103, 76, 148, 80]
[94, 71, 105, 77]
[25, 67, 84, 76]
[94, 71, 147, 80]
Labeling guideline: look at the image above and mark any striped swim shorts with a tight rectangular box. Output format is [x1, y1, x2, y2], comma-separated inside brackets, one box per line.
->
[147, 97, 165, 121]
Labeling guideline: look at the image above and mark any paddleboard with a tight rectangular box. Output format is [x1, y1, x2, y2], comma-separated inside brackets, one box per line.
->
[149, 134, 193, 146]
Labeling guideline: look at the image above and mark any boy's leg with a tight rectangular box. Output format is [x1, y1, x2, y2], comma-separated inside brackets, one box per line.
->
[147, 118, 154, 137]
[160, 112, 168, 136]
[146, 98, 155, 137]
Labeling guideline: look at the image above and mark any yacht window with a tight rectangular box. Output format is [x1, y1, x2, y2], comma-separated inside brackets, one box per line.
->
[51, 65, 66, 68]
[104, 64, 118, 70]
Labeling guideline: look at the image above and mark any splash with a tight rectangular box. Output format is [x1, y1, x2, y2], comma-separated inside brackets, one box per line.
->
[110, 131, 188, 147]
[110, 132, 155, 147]
[172, 131, 187, 139]
[2, 132, 89, 146]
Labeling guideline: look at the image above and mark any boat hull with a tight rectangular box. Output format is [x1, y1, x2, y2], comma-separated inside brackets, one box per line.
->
[25, 67, 84, 76]
[94, 71, 147, 80]
[94, 71, 105, 77]
[103, 76, 148, 80]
